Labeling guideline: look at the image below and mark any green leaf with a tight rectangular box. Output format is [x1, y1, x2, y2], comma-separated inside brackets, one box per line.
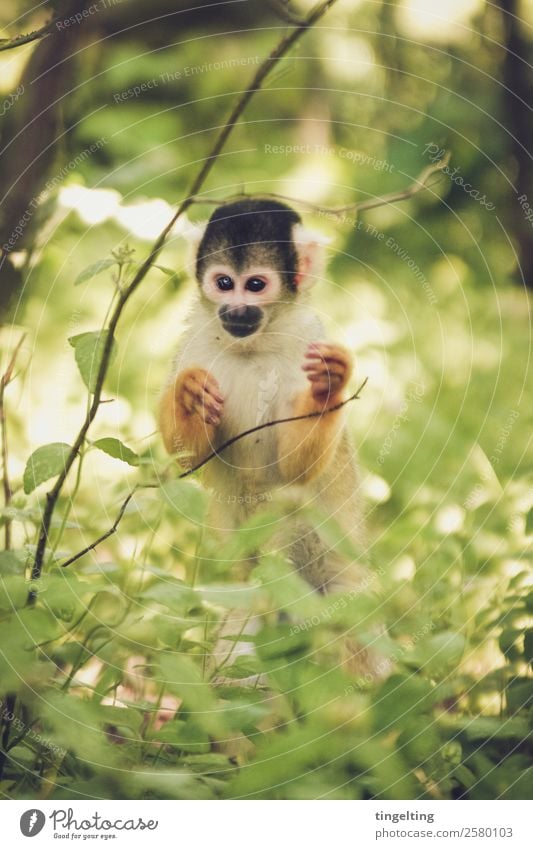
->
[255, 622, 311, 662]
[142, 580, 200, 616]
[69, 330, 117, 393]
[507, 678, 533, 713]
[499, 627, 523, 660]
[152, 720, 210, 754]
[0, 575, 27, 611]
[158, 654, 218, 725]
[255, 553, 323, 619]
[23, 442, 72, 494]
[198, 582, 262, 611]
[439, 715, 530, 741]
[453, 764, 477, 790]
[39, 572, 94, 622]
[180, 753, 233, 773]
[153, 265, 176, 276]
[74, 259, 115, 286]
[222, 656, 262, 680]
[405, 630, 466, 676]
[526, 507, 533, 536]
[0, 550, 26, 575]
[373, 674, 435, 731]
[159, 480, 207, 524]
[93, 437, 139, 466]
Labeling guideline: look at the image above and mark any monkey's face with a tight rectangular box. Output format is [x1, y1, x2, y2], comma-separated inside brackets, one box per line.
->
[200, 264, 284, 339]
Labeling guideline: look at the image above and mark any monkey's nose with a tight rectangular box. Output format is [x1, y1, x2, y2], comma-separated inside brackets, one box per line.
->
[219, 305, 263, 338]
[227, 305, 248, 317]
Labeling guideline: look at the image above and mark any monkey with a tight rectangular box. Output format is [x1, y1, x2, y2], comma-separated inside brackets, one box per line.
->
[159, 198, 383, 677]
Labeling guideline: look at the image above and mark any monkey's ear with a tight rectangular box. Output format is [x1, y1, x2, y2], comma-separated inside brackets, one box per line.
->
[184, 219, 207, 274]
[292, 225, 331, 290]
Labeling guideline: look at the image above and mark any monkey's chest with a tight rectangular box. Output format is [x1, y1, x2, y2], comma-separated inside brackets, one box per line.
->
[212, 358, 303, 484]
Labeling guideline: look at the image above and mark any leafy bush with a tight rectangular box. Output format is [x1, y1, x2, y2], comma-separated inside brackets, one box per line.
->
[0, 247, 531, 801]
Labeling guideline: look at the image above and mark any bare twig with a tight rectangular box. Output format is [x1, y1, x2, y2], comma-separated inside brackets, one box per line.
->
[182, 377, 369, 478]
[0, 336, 26, 779]
[0, 693, 16, 779]
[188, 152, 451, 218]
[0, 0, 92, 53]
[59, 484, 158, 569]
[29, 0, 341, 593]
[0, 20, 56, 53]
[59, 378, 368, 569]
[0, 334, 26, 550]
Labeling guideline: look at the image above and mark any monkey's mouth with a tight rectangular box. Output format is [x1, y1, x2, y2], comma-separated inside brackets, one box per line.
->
[219, 305, 263, 338]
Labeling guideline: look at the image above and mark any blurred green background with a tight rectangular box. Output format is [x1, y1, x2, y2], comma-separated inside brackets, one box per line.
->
[0, 0, 531, 800]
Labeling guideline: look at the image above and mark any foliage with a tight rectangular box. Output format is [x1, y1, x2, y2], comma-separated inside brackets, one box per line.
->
[0, 0, 531, 801]
[1, 240, 531, 799]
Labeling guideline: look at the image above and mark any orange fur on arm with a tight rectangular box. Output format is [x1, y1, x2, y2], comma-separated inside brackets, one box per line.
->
[277, 389, 345, 484]
[158, 371, 217, 466]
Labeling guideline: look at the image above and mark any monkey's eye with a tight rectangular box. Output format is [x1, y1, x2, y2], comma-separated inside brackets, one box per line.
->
[245, 277, 266, 293]
[216, 275, 234, 291]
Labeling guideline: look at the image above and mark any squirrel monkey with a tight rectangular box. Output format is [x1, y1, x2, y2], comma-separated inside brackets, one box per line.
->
[160, 199, 381, 674]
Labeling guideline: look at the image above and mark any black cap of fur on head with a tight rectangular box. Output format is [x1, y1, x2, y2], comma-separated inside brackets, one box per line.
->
[196, 198, 302, 290]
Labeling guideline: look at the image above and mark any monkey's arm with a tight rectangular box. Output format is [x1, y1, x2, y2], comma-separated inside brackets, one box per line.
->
[277, 343, 352, 484]
[159, 367, 224, 465]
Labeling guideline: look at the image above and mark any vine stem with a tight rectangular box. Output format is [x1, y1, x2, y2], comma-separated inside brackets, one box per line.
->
[59, 378, 368, 570]
[188, 153, 451, 218]
[0, 334, 25, 779]
[0, 334, 25, 549]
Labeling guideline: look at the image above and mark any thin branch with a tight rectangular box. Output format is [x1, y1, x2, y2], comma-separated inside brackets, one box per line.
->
[0, 693, 16, 779]
[267, 0, 305, 25]
[0, 334, 26, 550]
[0, 20, 56, 53]
[0, 0, 92, 53]
[188, 152, 451, 218]
[183, 377, 369, 478]
[0, 336, 25, 779]
[59, 378, 368, 569]
[59, 484, 158, 569]
[29, 0, 341, 592]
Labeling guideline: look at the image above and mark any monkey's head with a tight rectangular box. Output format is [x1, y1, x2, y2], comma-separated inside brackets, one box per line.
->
[195, 198, 325, 340]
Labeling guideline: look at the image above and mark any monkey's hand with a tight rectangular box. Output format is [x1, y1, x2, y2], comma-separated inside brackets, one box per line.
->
[175, 367, 224, 426]
[302, 343, 353, 406]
